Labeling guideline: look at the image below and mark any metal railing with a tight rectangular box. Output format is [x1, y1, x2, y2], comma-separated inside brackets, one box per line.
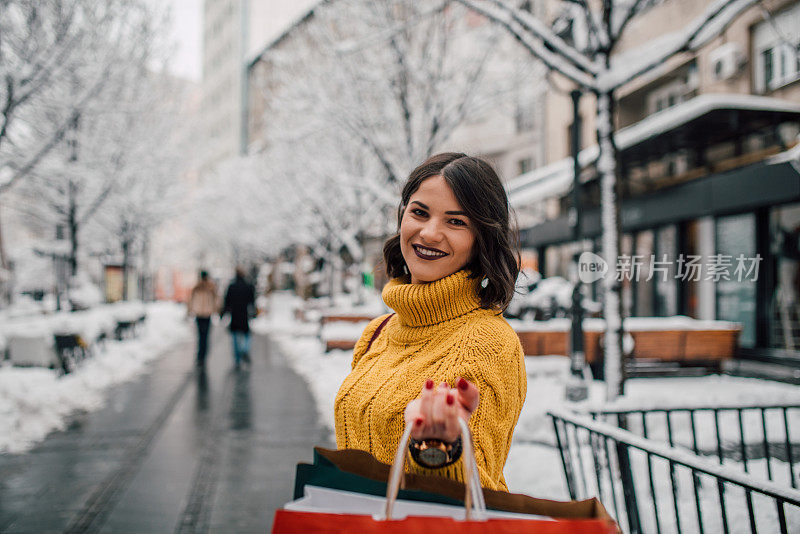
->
[549, 407, 800, 534]
[588, 404, 799, 489]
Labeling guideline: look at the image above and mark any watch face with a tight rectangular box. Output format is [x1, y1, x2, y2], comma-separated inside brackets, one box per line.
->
[419, 446, 447, 468]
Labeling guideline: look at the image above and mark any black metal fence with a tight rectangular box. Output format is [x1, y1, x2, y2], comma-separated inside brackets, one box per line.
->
[588, 405, 800, 489]
[549, 407, 800, 534]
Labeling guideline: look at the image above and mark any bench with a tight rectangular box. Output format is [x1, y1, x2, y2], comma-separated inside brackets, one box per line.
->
[54, 333, 91, 374]
[114, 313, 146, 340]
[320, 315, 376, 352]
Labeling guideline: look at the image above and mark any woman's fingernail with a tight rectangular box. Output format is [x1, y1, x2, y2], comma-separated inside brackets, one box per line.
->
[446, 394, 454, 405]
[415, 418, 423, 427]
[457, 378, 468, 390]
[425, 379, 434, 390]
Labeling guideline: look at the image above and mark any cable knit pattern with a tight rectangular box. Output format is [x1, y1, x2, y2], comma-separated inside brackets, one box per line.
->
[334, 270, 527, 491]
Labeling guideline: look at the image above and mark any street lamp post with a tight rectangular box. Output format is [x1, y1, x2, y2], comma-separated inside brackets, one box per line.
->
[566, 89, 588, 402]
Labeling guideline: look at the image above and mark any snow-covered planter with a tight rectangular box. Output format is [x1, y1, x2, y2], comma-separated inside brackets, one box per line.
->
[320, 320, 371, 352]
[109, 300, 147, 324]
[6, 332, 57, 368]
[312, 293, 385, 350]
[625, 317, 742, 362]
[321, 313, 377, 325]
[509, 317, 741, 363]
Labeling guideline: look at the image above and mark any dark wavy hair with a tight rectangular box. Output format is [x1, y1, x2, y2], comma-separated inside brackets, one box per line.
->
[382, 152, 520, 310]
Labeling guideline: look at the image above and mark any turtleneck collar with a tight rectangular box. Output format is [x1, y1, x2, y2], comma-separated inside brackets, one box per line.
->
[382, 270, 482, 328]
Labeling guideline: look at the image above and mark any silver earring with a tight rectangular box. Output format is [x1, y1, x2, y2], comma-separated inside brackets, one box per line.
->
[481, 277, 489, 288]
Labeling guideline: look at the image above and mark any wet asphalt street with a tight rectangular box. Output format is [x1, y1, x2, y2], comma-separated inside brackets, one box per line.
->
[0, 326, 332, 533]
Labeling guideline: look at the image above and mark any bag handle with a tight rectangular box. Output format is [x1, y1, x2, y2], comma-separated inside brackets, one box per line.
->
[382, 418, 486, 521]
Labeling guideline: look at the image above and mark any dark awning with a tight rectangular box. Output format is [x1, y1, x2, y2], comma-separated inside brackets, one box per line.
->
[520, 159, 800, 248]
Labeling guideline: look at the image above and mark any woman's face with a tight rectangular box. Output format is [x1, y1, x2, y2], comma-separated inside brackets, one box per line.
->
[400, 175, 476, 284]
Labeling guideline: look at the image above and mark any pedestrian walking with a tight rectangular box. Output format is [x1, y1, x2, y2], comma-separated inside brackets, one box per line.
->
[221, 267, 256, 369]
[188, 270, 219, 368]
[335, 153, 526, 491]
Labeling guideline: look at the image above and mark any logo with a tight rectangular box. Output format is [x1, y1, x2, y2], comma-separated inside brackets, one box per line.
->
[578, 251, 608, 284]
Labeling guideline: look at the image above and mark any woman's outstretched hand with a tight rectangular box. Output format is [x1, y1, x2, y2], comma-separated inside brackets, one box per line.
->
[404, 377, 480, 443]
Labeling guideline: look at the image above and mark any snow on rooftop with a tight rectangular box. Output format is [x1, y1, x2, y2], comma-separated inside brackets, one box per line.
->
[507, 93, 800, 208]
[615, 93, 800, 149]
[766, 137, 800, 166]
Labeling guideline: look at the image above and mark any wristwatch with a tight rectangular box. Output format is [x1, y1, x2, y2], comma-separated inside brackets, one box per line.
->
[408, 436, 462, 468]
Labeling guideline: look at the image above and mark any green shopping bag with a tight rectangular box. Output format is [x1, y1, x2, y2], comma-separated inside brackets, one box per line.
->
[293, 448, 463, 507]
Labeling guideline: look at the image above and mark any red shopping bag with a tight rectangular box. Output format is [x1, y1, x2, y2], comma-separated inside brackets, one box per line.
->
[273, 509, 617, 533]
[273, 419, 619, 533]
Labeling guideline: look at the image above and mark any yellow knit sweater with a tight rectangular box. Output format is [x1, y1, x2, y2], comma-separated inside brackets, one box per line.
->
[334, 270, 527, 491]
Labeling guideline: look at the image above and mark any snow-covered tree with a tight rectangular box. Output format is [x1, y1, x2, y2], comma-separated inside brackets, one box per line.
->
[264, 0, 529, 185]
[187, 153, 304, 270]
[93, 75, 190, 300]
[0, 0, 167, 301]
[245, 0, 539, 294]
[0, 1, 156, 265]
[458, 0, 766, 399]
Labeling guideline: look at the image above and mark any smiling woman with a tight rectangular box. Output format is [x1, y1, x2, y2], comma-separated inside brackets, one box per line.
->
[400, 176, 476, 284]
[334, 153, 526, 491]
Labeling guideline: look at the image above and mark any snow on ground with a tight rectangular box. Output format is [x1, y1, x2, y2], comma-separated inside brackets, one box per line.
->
[0, 302, 190, 454]
[259, 292, 800, 530]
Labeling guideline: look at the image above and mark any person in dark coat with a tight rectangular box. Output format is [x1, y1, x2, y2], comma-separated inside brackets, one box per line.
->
[221, 267, 256, 368]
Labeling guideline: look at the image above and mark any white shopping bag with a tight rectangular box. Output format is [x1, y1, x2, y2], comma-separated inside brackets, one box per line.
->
[285, 485, 552, 521]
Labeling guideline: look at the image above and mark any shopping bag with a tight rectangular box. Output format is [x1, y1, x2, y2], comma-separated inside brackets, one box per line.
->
[273, 419, 619, 533]
[273, 510, 616, 533]
[287, 486, 552, 521]
[295, 446, 615, 522]
[293, 448, 462, 507]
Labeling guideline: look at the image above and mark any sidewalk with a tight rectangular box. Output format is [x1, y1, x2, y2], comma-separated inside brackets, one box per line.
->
[0, 325, 332, 533]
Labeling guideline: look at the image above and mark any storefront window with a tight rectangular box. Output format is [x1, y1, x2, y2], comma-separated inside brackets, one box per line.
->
[770, 203, 800, 353]
[716, 213, 757, 347]
[655, 225, 678, 316]
[635, 230, 655, 316]
[621, 233, 633, 317]
[544, 241, 587, 280]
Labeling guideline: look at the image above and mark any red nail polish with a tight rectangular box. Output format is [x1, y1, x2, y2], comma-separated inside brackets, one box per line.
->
[425, 379, 434, 390]
[415, 418, 423, 427]
[457, 378, 468, 390]
[446, 394, 454, 405]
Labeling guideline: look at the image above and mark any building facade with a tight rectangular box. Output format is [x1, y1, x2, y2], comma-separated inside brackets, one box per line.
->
[201, 0, 246, 172]
[201, 0, 318, 172]
[510, 0, 800, 363]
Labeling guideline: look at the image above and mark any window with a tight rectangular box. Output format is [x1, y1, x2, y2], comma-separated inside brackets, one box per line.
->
[762, 48, 774, 88]
[517, 157, 533, 176]
[770, 203, 800, 352]
[646, 68, 697, 115]
[566, 118, 582, 156]
[752, 3, 800, 93]
[716, 213, 757, 347]
[655, 225, 678, 316]
[515, 101, 535, 133]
